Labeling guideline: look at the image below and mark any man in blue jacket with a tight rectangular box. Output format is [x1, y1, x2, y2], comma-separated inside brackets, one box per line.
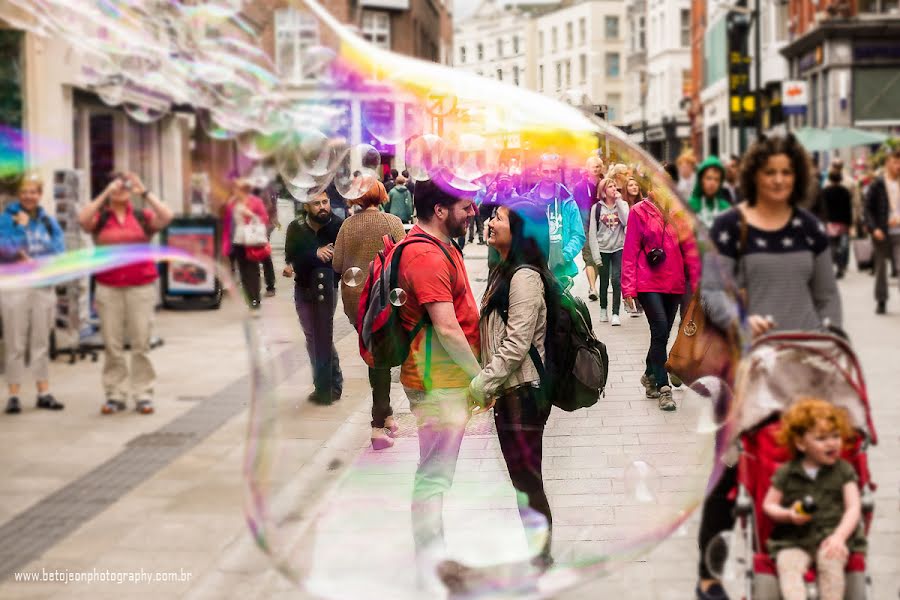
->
[527, 154, 586, 287]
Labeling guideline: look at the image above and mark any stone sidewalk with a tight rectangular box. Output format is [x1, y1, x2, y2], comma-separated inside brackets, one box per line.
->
[0, 243, 897, 600]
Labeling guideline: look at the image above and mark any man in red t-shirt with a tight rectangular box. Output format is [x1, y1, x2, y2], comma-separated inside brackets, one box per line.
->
[395, 179, 480, 586]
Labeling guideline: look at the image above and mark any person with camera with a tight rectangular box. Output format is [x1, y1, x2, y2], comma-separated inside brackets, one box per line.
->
[79, 171, 173, 415]
[621, 189, 700, 411]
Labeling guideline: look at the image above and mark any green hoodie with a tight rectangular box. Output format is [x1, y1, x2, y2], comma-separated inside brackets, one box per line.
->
[689, 155, 732, 227]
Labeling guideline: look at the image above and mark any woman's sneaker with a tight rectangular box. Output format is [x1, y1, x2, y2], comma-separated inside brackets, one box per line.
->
[5, 397, 21, 414]
[384, 415, 400, 438]
[657, 386, 676, 411]
[101, 400, 127, 415]
[599, 309, 609, 322]
[371, 427, 395, 450]
[610, 314, 621, 326]
[135, 399, 155, 415]
[640, 374, 657, 398]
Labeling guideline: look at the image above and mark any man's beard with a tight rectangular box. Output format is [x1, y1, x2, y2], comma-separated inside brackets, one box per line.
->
[309, 209, 330, 224]
[447, 214, 469, 239]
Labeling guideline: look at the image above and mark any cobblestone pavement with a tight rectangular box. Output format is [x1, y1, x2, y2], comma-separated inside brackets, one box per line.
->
[0, 243, 897, 600]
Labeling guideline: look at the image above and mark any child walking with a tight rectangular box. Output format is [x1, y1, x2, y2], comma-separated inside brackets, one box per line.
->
[763, 398, 866, 600]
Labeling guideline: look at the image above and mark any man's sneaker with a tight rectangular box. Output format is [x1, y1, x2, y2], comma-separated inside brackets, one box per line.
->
[876, 301, 886, 315]
[588, 290, 598, 301]
[36, 394, 64, 410]
[658, 386, 676, 411]
[5, 397, 21, 414]
[307, 391, 334, 406]
[610, 314, 621, 326]
[101, 400, 127, 414]
[640, 374, 657, 398]
[599, 309, 609, 322]
[696, 581, 730, 600]
[264, 288, 276, 298]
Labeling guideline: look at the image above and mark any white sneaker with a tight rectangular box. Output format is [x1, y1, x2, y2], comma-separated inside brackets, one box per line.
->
[599, 309, 609, 322]
[610, 314, 621, 326]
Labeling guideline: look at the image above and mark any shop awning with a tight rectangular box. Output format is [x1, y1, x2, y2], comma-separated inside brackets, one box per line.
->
[792, 126, 888, 152]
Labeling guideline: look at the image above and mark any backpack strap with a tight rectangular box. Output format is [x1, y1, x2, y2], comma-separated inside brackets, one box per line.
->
[500, 264, 548, 384]
[93, 208, 153, 239]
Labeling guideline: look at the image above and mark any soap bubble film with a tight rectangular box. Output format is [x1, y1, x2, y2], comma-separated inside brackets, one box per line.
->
[0, 0, 753, 597]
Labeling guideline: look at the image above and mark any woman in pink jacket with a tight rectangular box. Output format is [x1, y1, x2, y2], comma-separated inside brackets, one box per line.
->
[222, 178, 269, 309]
[621, 190, 700, 411]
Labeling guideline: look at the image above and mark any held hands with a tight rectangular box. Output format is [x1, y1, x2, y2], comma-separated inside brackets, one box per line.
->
[13, 211, 29, 227]
[467, 382, 495, 416]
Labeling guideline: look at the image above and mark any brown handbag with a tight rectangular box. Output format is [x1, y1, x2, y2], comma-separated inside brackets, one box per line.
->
[666, 212, 747, 386]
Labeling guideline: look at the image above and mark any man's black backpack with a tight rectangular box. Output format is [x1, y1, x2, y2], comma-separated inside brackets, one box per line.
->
[504, 266, 610, 411]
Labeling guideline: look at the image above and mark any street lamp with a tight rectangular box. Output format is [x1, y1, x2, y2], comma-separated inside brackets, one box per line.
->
[720, 0, 762, 141]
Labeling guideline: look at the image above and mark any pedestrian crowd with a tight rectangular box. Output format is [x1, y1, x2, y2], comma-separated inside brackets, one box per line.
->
[1, 133, 893, 600]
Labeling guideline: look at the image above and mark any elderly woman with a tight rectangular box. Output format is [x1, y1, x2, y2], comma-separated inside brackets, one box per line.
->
[332, 180, 405, 449]
[0, 174, 66, 414]
[78, 172, 173, 415]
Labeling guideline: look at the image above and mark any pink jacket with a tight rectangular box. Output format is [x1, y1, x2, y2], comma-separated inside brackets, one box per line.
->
[221, 194, 269, 257]
[621, 200, 701, 298]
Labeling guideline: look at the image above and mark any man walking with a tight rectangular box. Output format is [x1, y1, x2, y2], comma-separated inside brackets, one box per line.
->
[284, 191, 344, 404]
[867, 147, 900, 315]
[574, 156, 604, 299]
[395, 179, 481, 589]
[527, 154, 586, 288]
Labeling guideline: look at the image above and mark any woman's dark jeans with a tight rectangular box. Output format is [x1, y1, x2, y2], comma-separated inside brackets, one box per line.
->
[231, 245, 261, 307]
[494, 385, 553, 563]
[637, 292, 680, 388]
[698, 464, 738, 580]
[369, 367, 393, 427]
[598, 249, 623, 314]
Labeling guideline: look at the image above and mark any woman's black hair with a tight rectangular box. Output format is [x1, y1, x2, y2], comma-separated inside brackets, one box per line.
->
[740, 134, 812, 207]
[481, 200, 558, 324]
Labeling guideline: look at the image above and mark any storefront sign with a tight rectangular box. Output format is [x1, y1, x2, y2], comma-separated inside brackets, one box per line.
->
[781, 80, 808, 116]
[165, 225, 217, 295]
[728, 18, 755, 127]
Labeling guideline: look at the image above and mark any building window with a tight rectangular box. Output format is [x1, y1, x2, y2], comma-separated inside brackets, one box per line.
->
[459, 46, 466, 64]
[497, 39, 503, 58]
[565, 60, 571, 86]
[552, 27, 558, 52]
[605, 52, 620, 77]
[607, 93, 621, 121]
[477, 43, 483, 60]
[680, 9, 691, 47]
[539, 64, 544, 91]
[605, 16, 619, 40]
[513, 36, 520, 54]
[275, 8, 320, 82]
[579, 17, 586, 44]
[497, 68, 503, 81]
[566, 22, 573, 49]
[773, 1, 789, 42]
[556, 62, 562, 90]
[579, 54, 587, 83]
[361, 10, 390, 49]
[638, 16, 645, 50]
[513, 65, 520, 85]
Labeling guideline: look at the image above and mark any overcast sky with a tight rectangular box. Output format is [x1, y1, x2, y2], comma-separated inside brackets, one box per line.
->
[454, 0, 481, 22]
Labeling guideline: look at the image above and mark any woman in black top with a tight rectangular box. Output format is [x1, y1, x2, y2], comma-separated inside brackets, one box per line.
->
[816, 170, 853, 278]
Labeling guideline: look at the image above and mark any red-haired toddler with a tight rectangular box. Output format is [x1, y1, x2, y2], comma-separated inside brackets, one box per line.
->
[763, 398, 866, 600]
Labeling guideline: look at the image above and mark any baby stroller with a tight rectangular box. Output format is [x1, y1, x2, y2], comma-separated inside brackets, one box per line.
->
[727, 331, 877, 600]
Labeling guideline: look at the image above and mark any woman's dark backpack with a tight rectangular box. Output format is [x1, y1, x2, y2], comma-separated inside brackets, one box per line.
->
[506, 266, 610, 411]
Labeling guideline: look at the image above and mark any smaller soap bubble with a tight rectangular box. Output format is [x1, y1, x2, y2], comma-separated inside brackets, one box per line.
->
[623, 460, 660, 504]
[405, 134, 445, 182]
[123, 103, 168, 124]
[388, 288, 407, 307]
[358, 143, 381, 171]
[341, 267, 365, 288]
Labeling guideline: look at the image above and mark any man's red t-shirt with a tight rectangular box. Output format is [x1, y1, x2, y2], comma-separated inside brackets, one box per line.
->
[397, 226, 480, 391]
[92, 203, 159, 287]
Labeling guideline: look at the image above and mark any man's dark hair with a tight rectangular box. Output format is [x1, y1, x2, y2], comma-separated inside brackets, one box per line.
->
[401, 170, 410, 178]
[413, 178, 468, 222]
[663, 162, 679, 182]
[390, 169, 399, 179]
[740, 134, 812, 207]
[828, 170, 843, 183]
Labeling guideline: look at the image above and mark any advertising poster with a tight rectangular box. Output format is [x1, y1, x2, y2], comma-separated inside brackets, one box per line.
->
[166, 224, 216, 295]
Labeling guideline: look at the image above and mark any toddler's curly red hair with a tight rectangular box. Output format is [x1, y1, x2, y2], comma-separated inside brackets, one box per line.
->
[776, 397, 856, 457]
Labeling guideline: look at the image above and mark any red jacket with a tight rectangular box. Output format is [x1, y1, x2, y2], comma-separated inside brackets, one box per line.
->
[621, 200, 701, 298]
[221, 195, 269, 257]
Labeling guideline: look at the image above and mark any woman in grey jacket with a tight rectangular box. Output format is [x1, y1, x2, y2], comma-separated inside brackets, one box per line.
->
[589, 177, 630, 325]
[469, 199, 555, 570]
